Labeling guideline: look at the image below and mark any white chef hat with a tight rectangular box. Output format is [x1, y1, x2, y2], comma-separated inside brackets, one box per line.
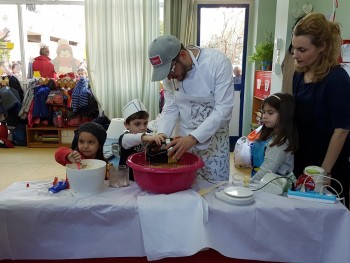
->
[122, 99, 148, 120]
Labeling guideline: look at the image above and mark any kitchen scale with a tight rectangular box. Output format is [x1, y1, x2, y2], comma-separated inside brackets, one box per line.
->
[215, 186, 255, 205]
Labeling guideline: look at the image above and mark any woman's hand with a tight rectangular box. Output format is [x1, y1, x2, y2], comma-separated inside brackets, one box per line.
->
[67, 150, 82, 163]
[322, 128, 349, 181]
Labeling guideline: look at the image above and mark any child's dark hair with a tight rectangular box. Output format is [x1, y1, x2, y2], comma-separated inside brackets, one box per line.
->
[125, 111, 149, 124]
[259, 92, 298, 153]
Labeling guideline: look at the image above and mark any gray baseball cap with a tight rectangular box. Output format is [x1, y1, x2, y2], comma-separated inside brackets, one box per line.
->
[148, 35, 181, 81]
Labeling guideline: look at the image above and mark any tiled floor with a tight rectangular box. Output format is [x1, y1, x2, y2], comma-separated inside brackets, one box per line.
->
[0, 147, 250, 191]
[0, 147, 66, 191]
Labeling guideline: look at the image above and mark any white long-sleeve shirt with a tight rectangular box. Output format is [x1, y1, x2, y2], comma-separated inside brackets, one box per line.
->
[157, 48, 234, 149]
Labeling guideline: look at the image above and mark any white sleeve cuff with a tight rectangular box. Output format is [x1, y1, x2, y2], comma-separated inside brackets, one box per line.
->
[122, 133, 143, 149]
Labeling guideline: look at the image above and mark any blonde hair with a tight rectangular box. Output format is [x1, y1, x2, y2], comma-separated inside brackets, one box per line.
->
[293, 12, 342, 82]
[77, 66, 88, 75]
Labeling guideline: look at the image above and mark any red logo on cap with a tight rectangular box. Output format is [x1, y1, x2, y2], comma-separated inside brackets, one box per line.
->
[149, 55, 162, 66]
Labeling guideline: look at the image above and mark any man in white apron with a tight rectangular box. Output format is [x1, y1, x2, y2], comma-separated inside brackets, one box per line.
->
[148, 35, 234, 181]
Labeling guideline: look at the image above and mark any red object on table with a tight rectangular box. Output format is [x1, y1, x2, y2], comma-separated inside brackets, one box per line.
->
[296, 174, 315, 191]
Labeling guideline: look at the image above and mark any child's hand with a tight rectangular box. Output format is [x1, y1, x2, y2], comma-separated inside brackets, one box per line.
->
[67, 150, 82, 163]
[154, 133, 167, 145]
[141, 133, 166, 145]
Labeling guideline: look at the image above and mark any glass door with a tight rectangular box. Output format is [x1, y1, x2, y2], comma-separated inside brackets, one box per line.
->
[197, 4, 249, 149]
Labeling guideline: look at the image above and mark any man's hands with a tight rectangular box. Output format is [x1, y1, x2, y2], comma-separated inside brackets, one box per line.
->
[166, 135, 197, 160]
[142, 133, 197, 160]
[142, 133, 167, 145]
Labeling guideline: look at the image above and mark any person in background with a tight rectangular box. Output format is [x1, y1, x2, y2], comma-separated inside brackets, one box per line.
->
[148, 34, 234, 182]
[250, 93, 298, 182]
[32, 45, 56, 78]
[233, 66, 242, 84]
[76, 66, 89, 79]
[233, 66, 242, 91]
[11, 61, 22, 80]
[71, 66, 99, 121]
[119, 99, 165, 180]
[292, 12, 350, 208]
[55, 122, 107, 166]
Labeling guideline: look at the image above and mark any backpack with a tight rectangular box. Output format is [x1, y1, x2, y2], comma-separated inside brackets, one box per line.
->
[46, 89, 66, 105]
[12, 123, 27, 146]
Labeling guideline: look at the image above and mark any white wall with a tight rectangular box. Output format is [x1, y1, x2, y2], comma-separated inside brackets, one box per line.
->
[243, 0, 276, 135]
[270, 0, 293, 95]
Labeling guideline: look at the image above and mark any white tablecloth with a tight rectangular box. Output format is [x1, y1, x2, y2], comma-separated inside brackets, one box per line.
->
[0, 180, 350, 262]
[137, 189, 208, 260]
[204, 190, 350, 263]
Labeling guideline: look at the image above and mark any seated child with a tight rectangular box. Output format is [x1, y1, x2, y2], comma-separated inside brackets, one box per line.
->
[250, 93, 298, 182]
[119, 99, 165, 180]
[55, 122, 107, 166]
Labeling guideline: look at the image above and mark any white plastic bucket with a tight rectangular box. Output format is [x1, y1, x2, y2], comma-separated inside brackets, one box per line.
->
[303, 166, 325, 193]
[66, 159, 106, 197]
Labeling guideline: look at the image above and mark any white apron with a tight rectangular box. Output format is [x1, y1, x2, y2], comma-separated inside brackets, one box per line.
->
[174, 49, 230, 181]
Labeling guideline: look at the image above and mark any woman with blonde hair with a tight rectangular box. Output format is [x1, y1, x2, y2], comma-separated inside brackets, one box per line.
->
[292, 12, 350, 207]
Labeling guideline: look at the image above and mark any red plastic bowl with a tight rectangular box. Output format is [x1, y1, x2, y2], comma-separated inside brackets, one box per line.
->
[127, 152, 204, 194]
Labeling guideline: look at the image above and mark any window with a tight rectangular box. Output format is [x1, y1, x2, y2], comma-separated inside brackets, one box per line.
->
[198, 5, 247, 78]
[0, 5, 20, 73]
[197, 4, 249, 140]
[0, 1, 85, 79]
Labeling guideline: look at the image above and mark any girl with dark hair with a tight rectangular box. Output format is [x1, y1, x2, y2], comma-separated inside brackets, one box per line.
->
[55, 122, 107, 166]
[251, 92, 298, 181]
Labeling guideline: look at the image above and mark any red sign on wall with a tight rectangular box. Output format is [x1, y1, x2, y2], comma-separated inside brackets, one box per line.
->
[340, 40, 350, 63]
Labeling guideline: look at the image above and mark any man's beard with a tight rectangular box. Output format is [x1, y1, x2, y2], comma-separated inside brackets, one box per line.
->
[175, 61, 189, 81]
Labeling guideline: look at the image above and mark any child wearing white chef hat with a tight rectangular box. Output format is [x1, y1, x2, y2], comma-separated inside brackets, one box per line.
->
[119, 99, 166, 180]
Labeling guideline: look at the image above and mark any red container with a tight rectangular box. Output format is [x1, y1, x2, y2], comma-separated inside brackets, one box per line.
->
[127, 152, 204, 194]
